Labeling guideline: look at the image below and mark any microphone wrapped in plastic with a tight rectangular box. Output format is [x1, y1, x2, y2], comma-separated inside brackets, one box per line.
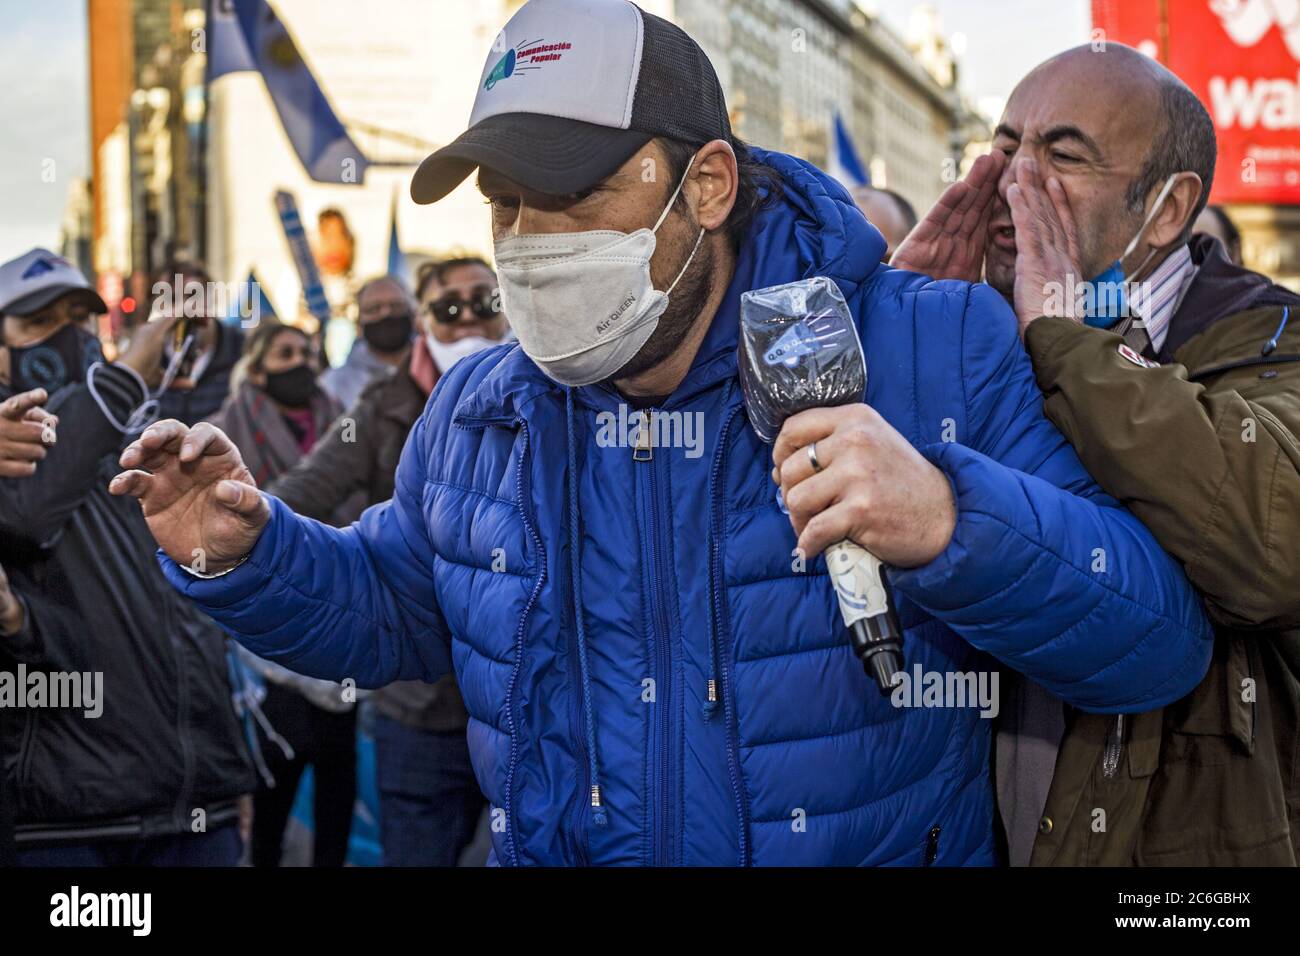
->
[737, 276, 904, 693]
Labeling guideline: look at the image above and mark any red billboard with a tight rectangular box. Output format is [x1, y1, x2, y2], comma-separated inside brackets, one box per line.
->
[1092, 0, 1300, 204]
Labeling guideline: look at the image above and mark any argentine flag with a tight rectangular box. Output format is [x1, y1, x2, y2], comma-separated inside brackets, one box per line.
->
[208, 0, 369, 185]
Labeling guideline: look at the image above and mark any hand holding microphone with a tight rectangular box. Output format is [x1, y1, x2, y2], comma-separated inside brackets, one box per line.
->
[737, 278, 956, 692]
[770, 404, 957, 571]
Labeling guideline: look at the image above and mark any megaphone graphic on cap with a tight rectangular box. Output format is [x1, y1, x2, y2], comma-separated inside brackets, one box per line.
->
[484, 48, 517, 90]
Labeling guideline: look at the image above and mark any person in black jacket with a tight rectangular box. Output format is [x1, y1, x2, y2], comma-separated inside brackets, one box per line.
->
[149, 260, 246, 426]
[0, 387, 51, 866]
[0, 248, 254, 865]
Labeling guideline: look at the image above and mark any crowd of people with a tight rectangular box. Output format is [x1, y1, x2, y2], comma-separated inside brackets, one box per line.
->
[2, 0, 1298, 868]
[0, 244, 509, 865]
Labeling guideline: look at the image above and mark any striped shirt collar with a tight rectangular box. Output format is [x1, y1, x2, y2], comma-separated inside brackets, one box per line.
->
[1129, 244, 1197, 351]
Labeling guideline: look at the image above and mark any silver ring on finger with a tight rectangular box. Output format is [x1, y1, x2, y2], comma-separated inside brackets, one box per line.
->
[807, 441, 823, 473]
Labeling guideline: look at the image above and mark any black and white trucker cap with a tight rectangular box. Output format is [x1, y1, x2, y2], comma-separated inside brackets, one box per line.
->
[410, 0, 731, 205]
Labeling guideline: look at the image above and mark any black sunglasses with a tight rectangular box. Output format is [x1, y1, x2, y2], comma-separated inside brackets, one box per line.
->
[427, 286, 500, 325]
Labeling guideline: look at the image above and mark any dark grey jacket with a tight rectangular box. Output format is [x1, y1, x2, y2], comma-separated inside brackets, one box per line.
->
[0, 365, 255, 845]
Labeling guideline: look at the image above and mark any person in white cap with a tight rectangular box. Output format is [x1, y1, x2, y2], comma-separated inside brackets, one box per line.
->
[115, 0, 1209, 866]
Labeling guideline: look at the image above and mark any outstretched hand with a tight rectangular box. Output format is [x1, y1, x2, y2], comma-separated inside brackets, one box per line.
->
[0, 388, 56, 478]
[109, 419, 269, 573]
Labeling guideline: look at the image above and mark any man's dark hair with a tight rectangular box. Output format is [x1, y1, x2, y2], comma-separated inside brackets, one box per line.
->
[415, 255, 493, 301]
[1202, 205, 1242, 260]
[658, 135, 779, 251]
[1124, 77, 1217, 243]
[151, 257, 212, 289]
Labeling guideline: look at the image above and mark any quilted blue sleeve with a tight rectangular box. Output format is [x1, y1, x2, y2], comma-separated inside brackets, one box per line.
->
[157, 405, 450, 689]
[888, 284, 1213, 712]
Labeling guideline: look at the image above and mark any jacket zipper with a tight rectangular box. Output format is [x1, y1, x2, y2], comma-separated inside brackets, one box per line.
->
[564, 534, 592, 867]
[504, 419, 548, 866]
[635, 413, 674, 866]
[923, 825, 942, 865]
[558, 405, 592, 865]
[709, 405, 751, 865]
[1102, 714, 1125, 778]
[1246, 644, 1257, 747]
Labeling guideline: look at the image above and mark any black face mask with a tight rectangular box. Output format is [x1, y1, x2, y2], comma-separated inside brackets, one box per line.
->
[6, 324, 103, 393]
[263, 364, 318, 408]
[361, 312, 414, 354]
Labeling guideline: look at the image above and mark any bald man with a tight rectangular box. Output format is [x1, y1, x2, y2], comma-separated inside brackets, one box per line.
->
[851, 186, 917, 262]
[321, 275, 417, 409]
[896, 43, 1300, 867]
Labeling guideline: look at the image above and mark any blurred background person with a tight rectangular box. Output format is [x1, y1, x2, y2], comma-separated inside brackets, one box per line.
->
[321, 276, 416, 410]
[0, 247, 254, 865]
[852, 185, 918, 263]
[210, 321, 357, 867]
[266, 256, 506, 866]
[1194, 204, 1244, 266]
[212, 322, 341, 488]
[315, 208, 358, 324]
[149, 259, 246, 426]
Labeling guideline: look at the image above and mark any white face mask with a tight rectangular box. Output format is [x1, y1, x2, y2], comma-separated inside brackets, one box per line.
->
[493, 154, 705, 387]
[425, 333, 500, 373]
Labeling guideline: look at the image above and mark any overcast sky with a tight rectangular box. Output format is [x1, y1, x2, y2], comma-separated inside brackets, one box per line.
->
[870, 0, 1092, 119]
[0, 0, 89, 263]
[0, 0, 1088, 264]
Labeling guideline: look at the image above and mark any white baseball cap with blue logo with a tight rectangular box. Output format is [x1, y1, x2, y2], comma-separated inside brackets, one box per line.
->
[410, 0, 731, 204]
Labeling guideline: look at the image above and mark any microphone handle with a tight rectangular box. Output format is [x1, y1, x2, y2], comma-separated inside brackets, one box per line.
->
[825, 539, 904, 694]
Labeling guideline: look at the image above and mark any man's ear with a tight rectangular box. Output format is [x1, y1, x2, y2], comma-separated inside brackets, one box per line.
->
[690, 139, 739, 233]
[1147, 171, 1203, 249]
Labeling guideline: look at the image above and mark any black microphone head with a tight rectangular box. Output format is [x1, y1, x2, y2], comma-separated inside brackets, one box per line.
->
[737, 277, 866, 443]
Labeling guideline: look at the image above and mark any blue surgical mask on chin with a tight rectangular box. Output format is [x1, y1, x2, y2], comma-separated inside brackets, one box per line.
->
[1082, 260, 1129, 328]
[1079, 174, 1180, 329]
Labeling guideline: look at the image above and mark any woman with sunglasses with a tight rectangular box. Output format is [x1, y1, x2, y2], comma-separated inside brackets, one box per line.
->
[263, 257, 507, 866]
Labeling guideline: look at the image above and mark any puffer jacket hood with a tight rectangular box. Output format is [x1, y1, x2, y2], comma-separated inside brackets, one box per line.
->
[164, 149, 1212, 866]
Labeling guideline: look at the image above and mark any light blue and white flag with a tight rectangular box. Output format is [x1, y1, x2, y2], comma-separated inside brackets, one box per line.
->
[209, 0, 369, 185]
[274, 190, 332, 325]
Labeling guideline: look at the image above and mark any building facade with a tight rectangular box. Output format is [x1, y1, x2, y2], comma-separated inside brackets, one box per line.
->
[87, 0, 983, 322]
[656, 0, 984, 212]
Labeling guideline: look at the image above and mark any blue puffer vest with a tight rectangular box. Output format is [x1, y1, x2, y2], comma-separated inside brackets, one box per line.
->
[163, 150, 1212, 866]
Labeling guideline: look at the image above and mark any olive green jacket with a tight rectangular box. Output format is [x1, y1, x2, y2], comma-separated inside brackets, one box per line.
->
[1021, 251, 1300, 865]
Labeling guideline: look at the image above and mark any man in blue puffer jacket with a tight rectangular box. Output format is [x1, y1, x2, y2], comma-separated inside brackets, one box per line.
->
[111, 0, 1211, 866]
